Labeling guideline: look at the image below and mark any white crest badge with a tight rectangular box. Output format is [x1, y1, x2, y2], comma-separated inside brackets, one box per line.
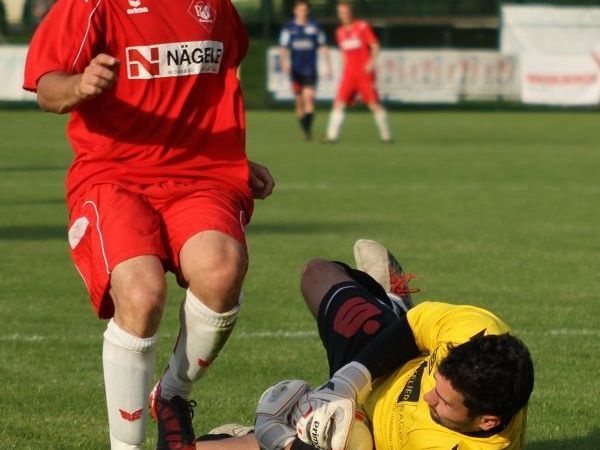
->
[188, 0, 216, 32]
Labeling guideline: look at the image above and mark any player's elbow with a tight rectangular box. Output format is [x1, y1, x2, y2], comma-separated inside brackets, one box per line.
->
[36, 94, 71, 114]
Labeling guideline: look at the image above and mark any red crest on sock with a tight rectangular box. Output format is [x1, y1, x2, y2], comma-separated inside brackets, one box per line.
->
[197, 358, 214, 368]
[119, 408, 143, 421]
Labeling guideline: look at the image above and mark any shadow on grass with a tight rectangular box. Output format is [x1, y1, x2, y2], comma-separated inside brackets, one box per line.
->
[527, 429, 600, 450]
[0, 165, 68, 172]
[0, 225, 65, 240]
[247, 222, 364, 235]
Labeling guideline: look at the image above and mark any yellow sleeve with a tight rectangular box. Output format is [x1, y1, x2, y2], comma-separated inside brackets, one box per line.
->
[406, 301, 512, 353]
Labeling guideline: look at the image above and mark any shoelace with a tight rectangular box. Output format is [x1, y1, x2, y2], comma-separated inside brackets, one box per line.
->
[389, 270, 420, 296]
[184, 399, 197, 420]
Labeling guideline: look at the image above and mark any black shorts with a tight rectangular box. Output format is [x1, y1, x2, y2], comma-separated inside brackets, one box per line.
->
[317, 281, 403, 376]
[291, 71, 318, 95]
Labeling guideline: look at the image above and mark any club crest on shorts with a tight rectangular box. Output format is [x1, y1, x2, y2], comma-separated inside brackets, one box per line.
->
[188, 0, 216, 32]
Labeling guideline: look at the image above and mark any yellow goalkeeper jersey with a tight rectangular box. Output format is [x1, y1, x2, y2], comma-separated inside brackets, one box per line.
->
[363, 302, 528, 450]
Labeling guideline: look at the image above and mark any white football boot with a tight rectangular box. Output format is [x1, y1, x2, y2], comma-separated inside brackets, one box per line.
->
[353, 239, 419, 315]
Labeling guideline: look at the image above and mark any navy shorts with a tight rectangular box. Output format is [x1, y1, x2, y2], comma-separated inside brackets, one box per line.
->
[291, 71, 318, 95]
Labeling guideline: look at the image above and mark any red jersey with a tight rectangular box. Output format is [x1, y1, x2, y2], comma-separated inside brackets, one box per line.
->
[23, 0, 250, 208]
[335, 20, 378, 75]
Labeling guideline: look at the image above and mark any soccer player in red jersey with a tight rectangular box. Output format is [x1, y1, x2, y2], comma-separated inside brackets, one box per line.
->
[325, 1, 392, 142]
[23, 1, 274, 449]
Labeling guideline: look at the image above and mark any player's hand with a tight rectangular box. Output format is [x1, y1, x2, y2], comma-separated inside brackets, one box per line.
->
[281, 61, 291, 75]
[365, 60, 375, 73]
[77, 54, 120, 101]
[290, 362, 372, 450]
[255, 379, 311, 450]
[249, 160, 275, 200]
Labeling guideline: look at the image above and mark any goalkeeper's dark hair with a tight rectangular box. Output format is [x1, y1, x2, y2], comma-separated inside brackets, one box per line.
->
[438, 333, 534, 422]
[294, 0, 310, 7]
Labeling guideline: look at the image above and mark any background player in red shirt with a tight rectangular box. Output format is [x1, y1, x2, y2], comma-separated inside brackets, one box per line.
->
[325, 1, 392, 143]
[23, 0, 274, 449]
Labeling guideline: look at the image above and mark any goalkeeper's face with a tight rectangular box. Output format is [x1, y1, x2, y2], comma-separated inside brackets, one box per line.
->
[423, 373, 488, 433]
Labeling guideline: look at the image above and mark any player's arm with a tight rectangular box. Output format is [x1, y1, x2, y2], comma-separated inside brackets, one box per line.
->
[36, 54, 120, 114]
[279, 28, 292, 75]
[248, 160, 275, 199]
[365, 41, 380, 73]
[279, 47, 291, 75]
[319, 45, 332, 80]
[317, 28, 332, 79]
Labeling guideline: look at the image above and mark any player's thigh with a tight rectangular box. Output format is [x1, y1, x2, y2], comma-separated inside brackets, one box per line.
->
[301, 259, 354, 318]
[291, 72, 304, 97]
[336, 76, 357, 104]
[358, 76, 379, 104]
[317, 279, 398, 377]
[68, 184, 167, 320]
[162, 188, 252, 311]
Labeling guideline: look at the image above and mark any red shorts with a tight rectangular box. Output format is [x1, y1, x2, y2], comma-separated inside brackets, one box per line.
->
[336, 72, 379, 104]
[67, 182, 254, 319]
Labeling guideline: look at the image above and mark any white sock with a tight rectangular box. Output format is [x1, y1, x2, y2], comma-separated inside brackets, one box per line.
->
[374, 109, 391, 141]
[103, 319, 158, 449]
[326, 109, 345, 140]
[159, 289, 240, 400]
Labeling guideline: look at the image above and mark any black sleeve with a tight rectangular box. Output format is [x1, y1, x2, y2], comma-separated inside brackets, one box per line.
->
[353, 315, 421, 379]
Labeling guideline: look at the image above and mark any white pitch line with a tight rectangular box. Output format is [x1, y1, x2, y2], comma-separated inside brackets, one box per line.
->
[236, 330, 318, 338]
[1, 328, 599, 343]
[521, 329, 600, 337]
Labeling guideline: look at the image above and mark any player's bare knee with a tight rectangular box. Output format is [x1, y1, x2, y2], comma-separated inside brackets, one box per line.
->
[301, 259, 348, 317]
[114, 279, 166, 336]
[188, 251, 246, 312]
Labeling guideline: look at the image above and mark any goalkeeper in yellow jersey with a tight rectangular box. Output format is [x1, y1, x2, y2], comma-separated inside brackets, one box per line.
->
[194, 240, 534, 450]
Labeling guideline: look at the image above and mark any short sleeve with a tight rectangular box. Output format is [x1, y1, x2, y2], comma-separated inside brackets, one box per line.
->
[23, 0, 106, 92]
[361, 22, 378, 46]
[406, 302, 512, 353]
[279, 27, 291, 47]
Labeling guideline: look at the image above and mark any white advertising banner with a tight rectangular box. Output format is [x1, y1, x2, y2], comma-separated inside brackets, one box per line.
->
[267, 48, 520, 103]
[0, 46, 36, 101]
[520, 54, 600, 106]
[501, 5, 600, 56]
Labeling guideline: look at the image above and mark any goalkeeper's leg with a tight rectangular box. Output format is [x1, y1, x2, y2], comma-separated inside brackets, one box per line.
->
[300, 259, 400, 375]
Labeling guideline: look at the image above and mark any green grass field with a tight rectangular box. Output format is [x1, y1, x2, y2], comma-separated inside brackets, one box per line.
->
[1, 110, 599, 449]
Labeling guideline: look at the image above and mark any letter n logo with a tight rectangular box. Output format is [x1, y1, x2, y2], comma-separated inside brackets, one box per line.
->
[126, 46, 160, 79]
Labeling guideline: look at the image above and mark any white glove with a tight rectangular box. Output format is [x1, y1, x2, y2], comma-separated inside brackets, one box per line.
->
[290, 362, 372, 450]
[255, 379, 311, 450]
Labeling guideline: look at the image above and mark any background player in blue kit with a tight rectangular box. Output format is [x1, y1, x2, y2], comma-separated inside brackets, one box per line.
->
[279, 0, 331, 140]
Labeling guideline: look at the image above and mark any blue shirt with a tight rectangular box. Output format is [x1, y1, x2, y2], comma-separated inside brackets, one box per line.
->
[279, 19, 326, 76]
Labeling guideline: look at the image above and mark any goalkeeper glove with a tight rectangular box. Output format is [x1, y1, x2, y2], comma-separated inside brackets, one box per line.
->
[255, 379, 311, 450]
[290, 362, 372, 450]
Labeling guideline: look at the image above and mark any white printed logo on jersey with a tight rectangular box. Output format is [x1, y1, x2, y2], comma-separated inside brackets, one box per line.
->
[126, 41, 224, 79]
[188, 0, 217, 32]
[340, 38, 362, 50]
[291, 39, 315, 50]
[127, 0, 149, 15]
